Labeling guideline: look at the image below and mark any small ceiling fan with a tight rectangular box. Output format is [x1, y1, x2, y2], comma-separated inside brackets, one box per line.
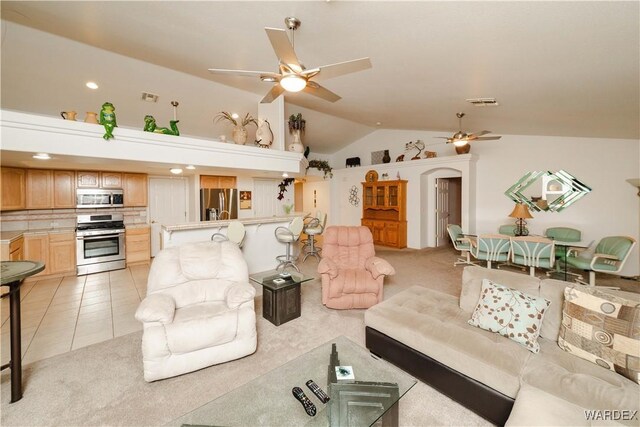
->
[208, 17, 372, 104]
[435, 112, 502, 154]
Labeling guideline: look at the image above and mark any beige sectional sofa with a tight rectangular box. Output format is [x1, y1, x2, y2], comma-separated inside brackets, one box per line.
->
[364, 266, 639, 426]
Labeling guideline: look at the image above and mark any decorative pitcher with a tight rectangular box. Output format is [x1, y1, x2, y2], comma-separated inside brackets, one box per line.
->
[84, 112, 99, 124]
[60, 111, 78, 121]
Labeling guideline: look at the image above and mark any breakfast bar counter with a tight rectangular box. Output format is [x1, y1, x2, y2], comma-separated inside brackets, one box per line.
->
[161, 213, 308, 274]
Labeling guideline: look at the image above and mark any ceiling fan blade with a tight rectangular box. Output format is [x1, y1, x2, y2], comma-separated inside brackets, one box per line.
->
[208, 68, 280, 79]
[260, 84, 285, 104]
[468, 130, 491, 138]
[310, 58, 372, 81]
[303, 82, 341, 102]
[474, 136, 502, 141]
[265, 28, 303, 73]
[434, 137, 451, 139]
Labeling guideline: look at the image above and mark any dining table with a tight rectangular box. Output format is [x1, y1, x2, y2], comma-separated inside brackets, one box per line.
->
[1, 260, 45, 403]
[551, 240, 592, 281]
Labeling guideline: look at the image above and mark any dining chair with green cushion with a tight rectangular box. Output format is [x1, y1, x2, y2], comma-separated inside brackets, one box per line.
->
[447, 224, 475, 266]
[565, 236, 636, 286]
[544, 227, 581, 258]
[469, 234, 511, 269]
[510, 236, 555, 277]
[498, 224, 517, 236]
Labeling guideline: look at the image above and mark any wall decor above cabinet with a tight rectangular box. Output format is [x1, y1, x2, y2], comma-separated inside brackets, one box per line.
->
[505, 170, 592, 212]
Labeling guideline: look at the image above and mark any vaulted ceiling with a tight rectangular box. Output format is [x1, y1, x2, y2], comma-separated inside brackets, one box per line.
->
[2, 1, 639, 154]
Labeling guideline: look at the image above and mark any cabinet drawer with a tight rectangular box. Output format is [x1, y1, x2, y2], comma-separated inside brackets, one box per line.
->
[126, 240, 149, 253]
[49, 232, 75, 243]
[126, 251, 149, 264]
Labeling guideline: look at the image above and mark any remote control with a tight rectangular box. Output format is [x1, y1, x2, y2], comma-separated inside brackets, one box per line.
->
[292, 387, 316, 416]
[306, 379, 330, 404]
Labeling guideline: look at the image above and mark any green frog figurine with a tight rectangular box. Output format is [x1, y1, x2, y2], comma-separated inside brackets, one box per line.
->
[143, 115, 180, 136]
[99, 102, 117, 140]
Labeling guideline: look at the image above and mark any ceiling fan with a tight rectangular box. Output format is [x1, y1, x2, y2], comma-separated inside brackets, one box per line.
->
[435, 112, 502, 154]
[208, 17, 372, 104]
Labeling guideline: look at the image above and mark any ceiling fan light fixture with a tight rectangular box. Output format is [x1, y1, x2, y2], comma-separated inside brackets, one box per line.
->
[280, 75, 307, 92]
[453, 139, 469, 147]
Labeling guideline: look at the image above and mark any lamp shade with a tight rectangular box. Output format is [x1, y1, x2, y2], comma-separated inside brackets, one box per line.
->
[509, 203, 533, 219]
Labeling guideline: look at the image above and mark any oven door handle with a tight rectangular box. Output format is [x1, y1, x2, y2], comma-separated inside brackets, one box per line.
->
[77, 234, 123, 241]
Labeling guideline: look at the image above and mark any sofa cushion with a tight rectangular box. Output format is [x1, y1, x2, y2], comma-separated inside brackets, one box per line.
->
[558, 285, 640, 384]
[460, 266, 540, 313]
[365, 285, 532, 398]
[519, 338, 640, 426]
[469, 279, 550, 353]
[506, 383, 630, 427]
[539, 278, 569, 341]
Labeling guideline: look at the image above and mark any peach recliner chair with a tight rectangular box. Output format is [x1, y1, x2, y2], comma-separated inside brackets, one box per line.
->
[318, 226, 395, 309]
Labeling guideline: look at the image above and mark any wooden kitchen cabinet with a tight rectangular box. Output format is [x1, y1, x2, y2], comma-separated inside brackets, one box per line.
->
[1, 236, 24, 261]
[77, 171, 100, 188]
[101, 172, 123, 189]
[24, 233, 50, 276]
[48, 232, 76, 275]
[125, 226, 150, 265]
[0, 167, 26, 211]
[200, 175, 236, 189]
[26, 169, 53, 209]
[53, 170, 76, 208]
[123, 173, 148, 207]
[361, 179, 407, 248]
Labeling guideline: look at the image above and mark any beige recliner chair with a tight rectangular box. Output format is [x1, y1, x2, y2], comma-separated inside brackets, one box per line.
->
[135, 240, 257, 382]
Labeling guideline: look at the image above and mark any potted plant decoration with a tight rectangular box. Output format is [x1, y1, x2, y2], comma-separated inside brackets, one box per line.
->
[214, 112, 257, 145]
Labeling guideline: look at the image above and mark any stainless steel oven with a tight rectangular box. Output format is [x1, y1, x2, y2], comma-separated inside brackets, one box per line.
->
[76, 189, 124, 209]
[76, 214, 126, 275]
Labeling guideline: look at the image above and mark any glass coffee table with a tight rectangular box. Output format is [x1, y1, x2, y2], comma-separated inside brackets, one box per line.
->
[172, 335, 416, 427]
[250, 270, 314, 326]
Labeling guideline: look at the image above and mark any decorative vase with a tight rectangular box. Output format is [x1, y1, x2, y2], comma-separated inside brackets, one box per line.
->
[232, 126, 248, 145]
[382, 150, 391, 163]
[60, 111, 77, 121]
[84, 112, 99, 124]
[288, 129, 304, 153]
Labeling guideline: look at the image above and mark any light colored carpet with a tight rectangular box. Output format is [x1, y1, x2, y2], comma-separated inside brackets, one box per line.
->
[2, 245, 635, 426]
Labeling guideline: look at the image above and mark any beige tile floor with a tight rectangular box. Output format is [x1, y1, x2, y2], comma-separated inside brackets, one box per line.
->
[0, 264, 149, 366]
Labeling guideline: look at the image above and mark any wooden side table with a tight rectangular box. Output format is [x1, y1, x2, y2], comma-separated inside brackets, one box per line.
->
[249, 270, 313, 326]
[1, 261, 45, 403]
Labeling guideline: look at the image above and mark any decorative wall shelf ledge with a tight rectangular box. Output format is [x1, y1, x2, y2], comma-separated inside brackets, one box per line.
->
[0, 110, 303, 173]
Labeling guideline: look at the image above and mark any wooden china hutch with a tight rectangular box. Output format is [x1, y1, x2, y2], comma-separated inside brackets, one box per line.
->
[361, 172, 407, 248]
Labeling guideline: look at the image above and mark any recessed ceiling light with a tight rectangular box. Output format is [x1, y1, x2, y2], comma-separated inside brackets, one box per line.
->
[32, 153, 50, 160]
[85, 81, 99, 90]
[231, 113, 240, 119]
[375, 122, 382, 126]
[185, 165, 196, 170]
[170, 168, 183, 174]
[282, 172, 289, 178]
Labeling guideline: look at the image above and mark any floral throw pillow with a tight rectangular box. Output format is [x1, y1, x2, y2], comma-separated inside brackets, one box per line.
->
[468, 279, 551, 353]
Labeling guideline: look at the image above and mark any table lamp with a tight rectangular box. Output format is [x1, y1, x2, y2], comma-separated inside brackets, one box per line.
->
[509, 203, 533, 236]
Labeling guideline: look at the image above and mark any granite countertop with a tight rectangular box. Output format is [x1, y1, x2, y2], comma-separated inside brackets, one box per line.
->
[0, 227, 78, 244]
[162, 212, 309, 232]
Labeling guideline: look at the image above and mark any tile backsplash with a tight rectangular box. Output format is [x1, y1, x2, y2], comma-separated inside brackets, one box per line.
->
[0, 207, 148, 231]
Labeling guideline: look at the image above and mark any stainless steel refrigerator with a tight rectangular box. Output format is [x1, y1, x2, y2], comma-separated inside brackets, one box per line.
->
[200, 189, 238, 221]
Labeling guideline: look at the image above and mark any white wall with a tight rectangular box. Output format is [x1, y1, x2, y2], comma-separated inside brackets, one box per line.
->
[328, 128, 640, 276]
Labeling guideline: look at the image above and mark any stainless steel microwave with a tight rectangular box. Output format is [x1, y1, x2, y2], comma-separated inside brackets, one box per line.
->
[76, 189, 124, 209]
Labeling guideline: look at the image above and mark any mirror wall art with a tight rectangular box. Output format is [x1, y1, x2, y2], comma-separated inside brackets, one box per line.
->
[505, 170, 592, 212]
